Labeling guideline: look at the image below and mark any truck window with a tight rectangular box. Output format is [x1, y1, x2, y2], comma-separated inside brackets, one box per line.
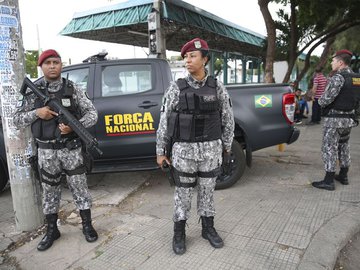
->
[61, 68, 89, 91]
[101, 65, 152, 97]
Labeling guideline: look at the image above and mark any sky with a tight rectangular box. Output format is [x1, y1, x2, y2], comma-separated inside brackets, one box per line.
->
[18, 0, 277, 65]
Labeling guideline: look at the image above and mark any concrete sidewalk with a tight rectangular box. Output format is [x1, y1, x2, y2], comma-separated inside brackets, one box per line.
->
[1, 122, 360, 270]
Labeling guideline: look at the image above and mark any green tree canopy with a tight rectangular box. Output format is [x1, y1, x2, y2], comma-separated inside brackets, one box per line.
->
[25, 50, 39, 78]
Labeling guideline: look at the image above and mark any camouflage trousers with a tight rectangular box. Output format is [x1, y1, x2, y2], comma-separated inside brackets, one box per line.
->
[38, 147, 92, 215]
[171, 144, 222, 222]
[321, 126, 352, 172]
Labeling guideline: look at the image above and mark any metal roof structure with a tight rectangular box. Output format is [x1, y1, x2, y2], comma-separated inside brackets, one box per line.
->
[60, 0, 266, 58]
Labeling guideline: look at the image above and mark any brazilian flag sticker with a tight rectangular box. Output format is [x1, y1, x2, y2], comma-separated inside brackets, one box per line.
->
[255, 95, 273, 108]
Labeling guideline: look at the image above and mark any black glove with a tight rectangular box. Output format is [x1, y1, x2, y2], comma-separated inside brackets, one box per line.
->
[222, 151, 232, 175]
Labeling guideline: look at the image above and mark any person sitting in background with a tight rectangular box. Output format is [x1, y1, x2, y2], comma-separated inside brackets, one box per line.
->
[294, 88, 304, 124]
[300, 91, 309, 118]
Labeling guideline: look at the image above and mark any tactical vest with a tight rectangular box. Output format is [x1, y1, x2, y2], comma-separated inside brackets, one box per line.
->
[31, 78, 81, 140]
[324, 72, 360, 115]
[167, 76, 222, 142]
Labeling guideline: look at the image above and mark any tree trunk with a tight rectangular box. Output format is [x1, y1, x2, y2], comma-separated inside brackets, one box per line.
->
[283, 1, 299, 83]
[316, 37, 335, 70]
[259, 0, 276, 83]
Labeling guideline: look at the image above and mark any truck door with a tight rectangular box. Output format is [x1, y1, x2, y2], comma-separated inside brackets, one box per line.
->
[93, 62, 164, 160]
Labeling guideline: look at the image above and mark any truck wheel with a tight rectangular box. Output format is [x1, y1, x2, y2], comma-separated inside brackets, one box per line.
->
[0, 161, 8, 192]
[215, 141, 246, 190]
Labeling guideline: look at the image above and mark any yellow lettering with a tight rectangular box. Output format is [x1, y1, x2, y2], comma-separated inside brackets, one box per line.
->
[143, 112, 154, 123]
[129, 124, 135, 132]
[113, 126, 120, 133]
[136, 123, 142, 130]
[105, 112, 156, 135]
[142, 123, 149, 131]
[353, 78, 360, 85]
[133, 113, 142, 124]
[124, 114, 132, 124]
[105, 115, 112, 126]
[106, 126, 113, 133]
[113, 114, 123, 125]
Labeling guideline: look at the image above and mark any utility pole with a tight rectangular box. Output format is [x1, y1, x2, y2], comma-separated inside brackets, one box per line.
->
[0, 0, 43, 230]
[148, 0, 166, 59]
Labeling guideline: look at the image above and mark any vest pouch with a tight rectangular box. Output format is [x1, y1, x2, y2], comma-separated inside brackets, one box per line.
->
[203, 113, 222, 140]
[31, 118, 43, 139]
[167, 111, 179, 137]
[186, 92, 196, 111]
[198, 95, 219, 111]
[179, 113, 193, 141]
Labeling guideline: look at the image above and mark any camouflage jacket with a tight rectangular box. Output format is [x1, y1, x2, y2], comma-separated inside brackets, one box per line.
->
[14, 78, 98, 129]
[156, 72, 234, 158]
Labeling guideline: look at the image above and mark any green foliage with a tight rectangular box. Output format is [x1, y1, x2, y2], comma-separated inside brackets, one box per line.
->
[213, 58, 224, 77]
[268, 0, 360, 82]
[333, 26, 360, 72]
[25, 50, 39, 78]
[333, 26, 360, 54]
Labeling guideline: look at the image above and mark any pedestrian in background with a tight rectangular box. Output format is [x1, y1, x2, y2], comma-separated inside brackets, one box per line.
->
[312, 50, 359, 191]
[307, 67, 327, 125]
[14, 50, 99, 251]
[294, 88, 304, 124]
[156, 38, 235, 254]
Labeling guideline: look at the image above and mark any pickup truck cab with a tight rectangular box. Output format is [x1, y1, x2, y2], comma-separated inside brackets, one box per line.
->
[0, 57, 299, 191]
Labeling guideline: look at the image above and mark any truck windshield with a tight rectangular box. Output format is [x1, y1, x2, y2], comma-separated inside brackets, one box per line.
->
[61, 68, 89, 91]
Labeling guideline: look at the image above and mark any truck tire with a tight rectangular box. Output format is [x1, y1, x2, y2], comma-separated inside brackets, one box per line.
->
[215, 140, 246, 190]
[0, 160, 8, 192]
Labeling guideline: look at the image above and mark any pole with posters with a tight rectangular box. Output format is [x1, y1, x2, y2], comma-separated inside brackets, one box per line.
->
[0, 0, 43, 230]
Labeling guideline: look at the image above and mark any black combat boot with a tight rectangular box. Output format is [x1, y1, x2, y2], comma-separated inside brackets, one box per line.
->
[335, 167, 349, 185]
[173, 220, 186, 255]
[79, 209, 98, 242]
[201, 216, 224, 248]
[312, 172, 335, 191]
[37, 213, 61, 251]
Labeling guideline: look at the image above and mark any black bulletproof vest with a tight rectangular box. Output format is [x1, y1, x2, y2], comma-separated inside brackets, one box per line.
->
[326, 72, 360, 113]
[168, 76, 222, 142]
[31, 78, 80, 140]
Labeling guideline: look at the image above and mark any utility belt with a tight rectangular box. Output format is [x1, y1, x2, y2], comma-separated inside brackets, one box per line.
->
[36, 137, 82, 150]
[31, 137, 87, 186]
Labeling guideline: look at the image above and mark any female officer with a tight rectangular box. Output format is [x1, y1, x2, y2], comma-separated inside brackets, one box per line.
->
[156, 38, 234, 255]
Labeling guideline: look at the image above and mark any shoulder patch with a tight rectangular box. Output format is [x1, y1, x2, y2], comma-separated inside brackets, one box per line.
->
[16, 95, 24, 108]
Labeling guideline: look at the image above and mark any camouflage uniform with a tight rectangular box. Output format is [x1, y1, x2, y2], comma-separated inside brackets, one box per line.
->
[318, 67, 357, 173]
[14, 78, 98, 215]
[156, 72, 234, 222]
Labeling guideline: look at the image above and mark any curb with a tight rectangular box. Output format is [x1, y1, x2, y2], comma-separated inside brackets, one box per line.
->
[298, 206, 360, 270]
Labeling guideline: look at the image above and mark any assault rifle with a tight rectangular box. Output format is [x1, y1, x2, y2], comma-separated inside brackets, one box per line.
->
[20, 77, 103, 158]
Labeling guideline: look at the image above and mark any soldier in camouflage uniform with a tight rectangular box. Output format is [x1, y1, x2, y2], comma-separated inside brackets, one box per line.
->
[156, 38, 234, 254]
[312, 49, 359, 191]
[14, 50, 99, 251]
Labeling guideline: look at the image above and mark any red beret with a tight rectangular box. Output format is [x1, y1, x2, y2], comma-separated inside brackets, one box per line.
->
[180, 38, 209, 58]
[332, 49, 353, 58]
[38, 49, 61, 66]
